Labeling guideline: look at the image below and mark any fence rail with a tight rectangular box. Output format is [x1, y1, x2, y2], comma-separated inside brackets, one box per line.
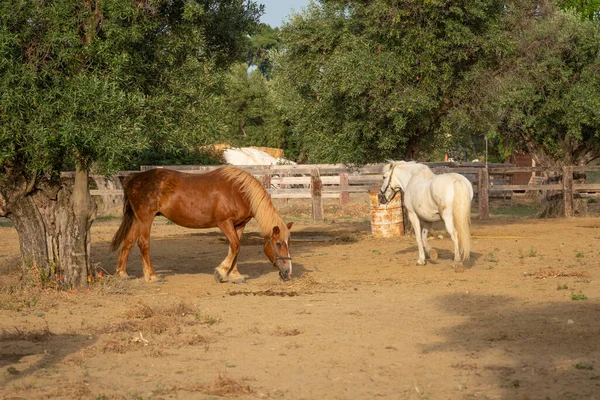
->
[78, 163, 600, 220]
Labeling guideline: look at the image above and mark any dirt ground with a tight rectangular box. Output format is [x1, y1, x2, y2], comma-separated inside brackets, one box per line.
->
[1, 197, 600, 400]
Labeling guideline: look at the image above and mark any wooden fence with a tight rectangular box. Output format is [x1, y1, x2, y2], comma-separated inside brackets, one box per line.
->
[83, 163, 600, 221]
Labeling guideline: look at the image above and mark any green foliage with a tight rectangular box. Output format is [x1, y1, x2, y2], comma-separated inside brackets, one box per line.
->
[0, 0, 263, 178]
[272, 0, 506, 163]
[248, 23, 283, 78]
[448, 5, 600, 166]
[556, 0, 600, 20]
[571, 291, 588, 300]
[219, 63, 289, 149]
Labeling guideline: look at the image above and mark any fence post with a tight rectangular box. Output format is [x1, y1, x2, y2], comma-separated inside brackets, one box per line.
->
[262, 174, 271, 190]
[478, 168, 489, 219]
[562, 166, 573, 217]
[279, 173, 288, 206]
[339, 172, 349, 205]
[311, 168, 324, 222]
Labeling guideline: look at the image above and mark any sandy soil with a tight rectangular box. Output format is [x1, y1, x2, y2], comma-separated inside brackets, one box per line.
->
[0, 200, 599, 400]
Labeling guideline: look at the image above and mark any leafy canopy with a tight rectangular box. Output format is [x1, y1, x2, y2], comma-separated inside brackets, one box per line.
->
[272, 0, 506, 163]
[0, 0, 263, 177]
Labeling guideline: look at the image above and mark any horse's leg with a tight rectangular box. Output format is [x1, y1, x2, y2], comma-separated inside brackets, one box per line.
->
[115, 219, 139, 278]
[214, 221, 244, 284]
[226, 225, 247, 283]
[421, 221, 437, 261]
[407, 212, 426, 266]
[137, 217, 161, 282]
[441, 209, 463, 272]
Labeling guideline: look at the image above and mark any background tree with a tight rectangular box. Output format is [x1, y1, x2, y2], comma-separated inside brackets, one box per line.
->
[271, 0, 506, 163]
[221, 64, 288, 148]
[447, 3, 600, 167]
[0, 0, 262, 288]
[556, 0, 600, 20]
[247, 23, 283, 79]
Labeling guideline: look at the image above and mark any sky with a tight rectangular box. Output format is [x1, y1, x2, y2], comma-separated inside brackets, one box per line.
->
[259, 0, 311, 27]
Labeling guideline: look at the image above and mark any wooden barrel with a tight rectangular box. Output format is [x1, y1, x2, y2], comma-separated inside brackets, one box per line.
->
[369, 189, 404, 238]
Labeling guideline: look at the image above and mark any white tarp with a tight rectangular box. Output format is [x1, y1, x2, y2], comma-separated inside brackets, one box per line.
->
[223, 147, 295, 166]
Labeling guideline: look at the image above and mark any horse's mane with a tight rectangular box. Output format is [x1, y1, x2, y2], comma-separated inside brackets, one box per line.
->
[217, 166, 290, 241]
[385, 160, 434, 179]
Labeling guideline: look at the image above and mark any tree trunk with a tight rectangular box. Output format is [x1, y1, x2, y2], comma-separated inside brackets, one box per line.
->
[1, 168, 96, 289]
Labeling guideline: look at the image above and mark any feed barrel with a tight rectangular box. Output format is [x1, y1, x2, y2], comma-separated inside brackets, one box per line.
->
[369, 190, 404, 238]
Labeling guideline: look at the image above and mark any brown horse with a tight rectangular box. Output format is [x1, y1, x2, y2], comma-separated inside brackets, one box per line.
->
[110, 166, 293, 283]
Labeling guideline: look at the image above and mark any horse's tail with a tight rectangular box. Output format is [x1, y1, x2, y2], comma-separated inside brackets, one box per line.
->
[452, 179, 472, 262]
[111, 192, 134, 252]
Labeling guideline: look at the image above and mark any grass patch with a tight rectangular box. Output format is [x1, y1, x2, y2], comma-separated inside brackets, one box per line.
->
[195, 313, 221, 326]
[571, 291, 588, 301]
[485, 252, 499, 263]
[491, 203, 541, 218]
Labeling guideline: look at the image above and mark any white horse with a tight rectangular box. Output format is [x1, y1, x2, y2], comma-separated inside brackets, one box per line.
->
[378, 161, 473, 271]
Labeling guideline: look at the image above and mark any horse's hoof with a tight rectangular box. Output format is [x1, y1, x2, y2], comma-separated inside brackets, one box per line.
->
[454, 265, 465, 273]
[232, 277, 247, 284]
[214, 269, 226, 283]
[416, 260, 426, 267]
[429, 249, 438, 261]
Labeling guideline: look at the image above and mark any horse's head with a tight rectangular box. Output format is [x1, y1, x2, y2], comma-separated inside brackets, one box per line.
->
[264, 222, 294, 281]
[378, 161, 404, 204]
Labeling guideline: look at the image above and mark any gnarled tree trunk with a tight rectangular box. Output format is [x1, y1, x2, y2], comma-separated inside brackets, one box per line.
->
[0, 166, 96, 288]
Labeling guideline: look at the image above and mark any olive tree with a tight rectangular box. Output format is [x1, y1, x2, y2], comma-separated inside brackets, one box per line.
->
[0, 0, 262, 287]
[271, 0, 506, 163]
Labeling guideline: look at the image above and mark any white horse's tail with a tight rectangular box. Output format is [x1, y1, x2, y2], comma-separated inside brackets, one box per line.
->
[452, 180, 472, 262]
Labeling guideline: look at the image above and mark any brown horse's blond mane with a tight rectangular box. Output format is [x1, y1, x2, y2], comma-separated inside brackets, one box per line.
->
[217, 166, 290, 241]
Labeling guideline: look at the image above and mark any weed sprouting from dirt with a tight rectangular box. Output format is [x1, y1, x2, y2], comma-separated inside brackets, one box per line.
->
[519, 247, 538, 258]
[486, 252, 499, 263]
[571, 291, 588, 301]
[195, 313, 221, 326]
[6, 366, 19, 375]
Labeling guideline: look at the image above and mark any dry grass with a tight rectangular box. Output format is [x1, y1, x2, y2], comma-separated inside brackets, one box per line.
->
[124, 301, 154, 319]
[526, 268, 590, 279]
[285, 274, 321, 292]
[272, 325, 302, 337]
[229, 274, 326, 297]
[96, 301, 211, 354]
[99, 301, 197, 336]
[96, 275, 137, 295]
[0, 326, 54, 342]
[180, 374, 256, 398]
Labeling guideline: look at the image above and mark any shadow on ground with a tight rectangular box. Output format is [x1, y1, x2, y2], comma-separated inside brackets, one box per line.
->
[425, 293, 600, 399]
